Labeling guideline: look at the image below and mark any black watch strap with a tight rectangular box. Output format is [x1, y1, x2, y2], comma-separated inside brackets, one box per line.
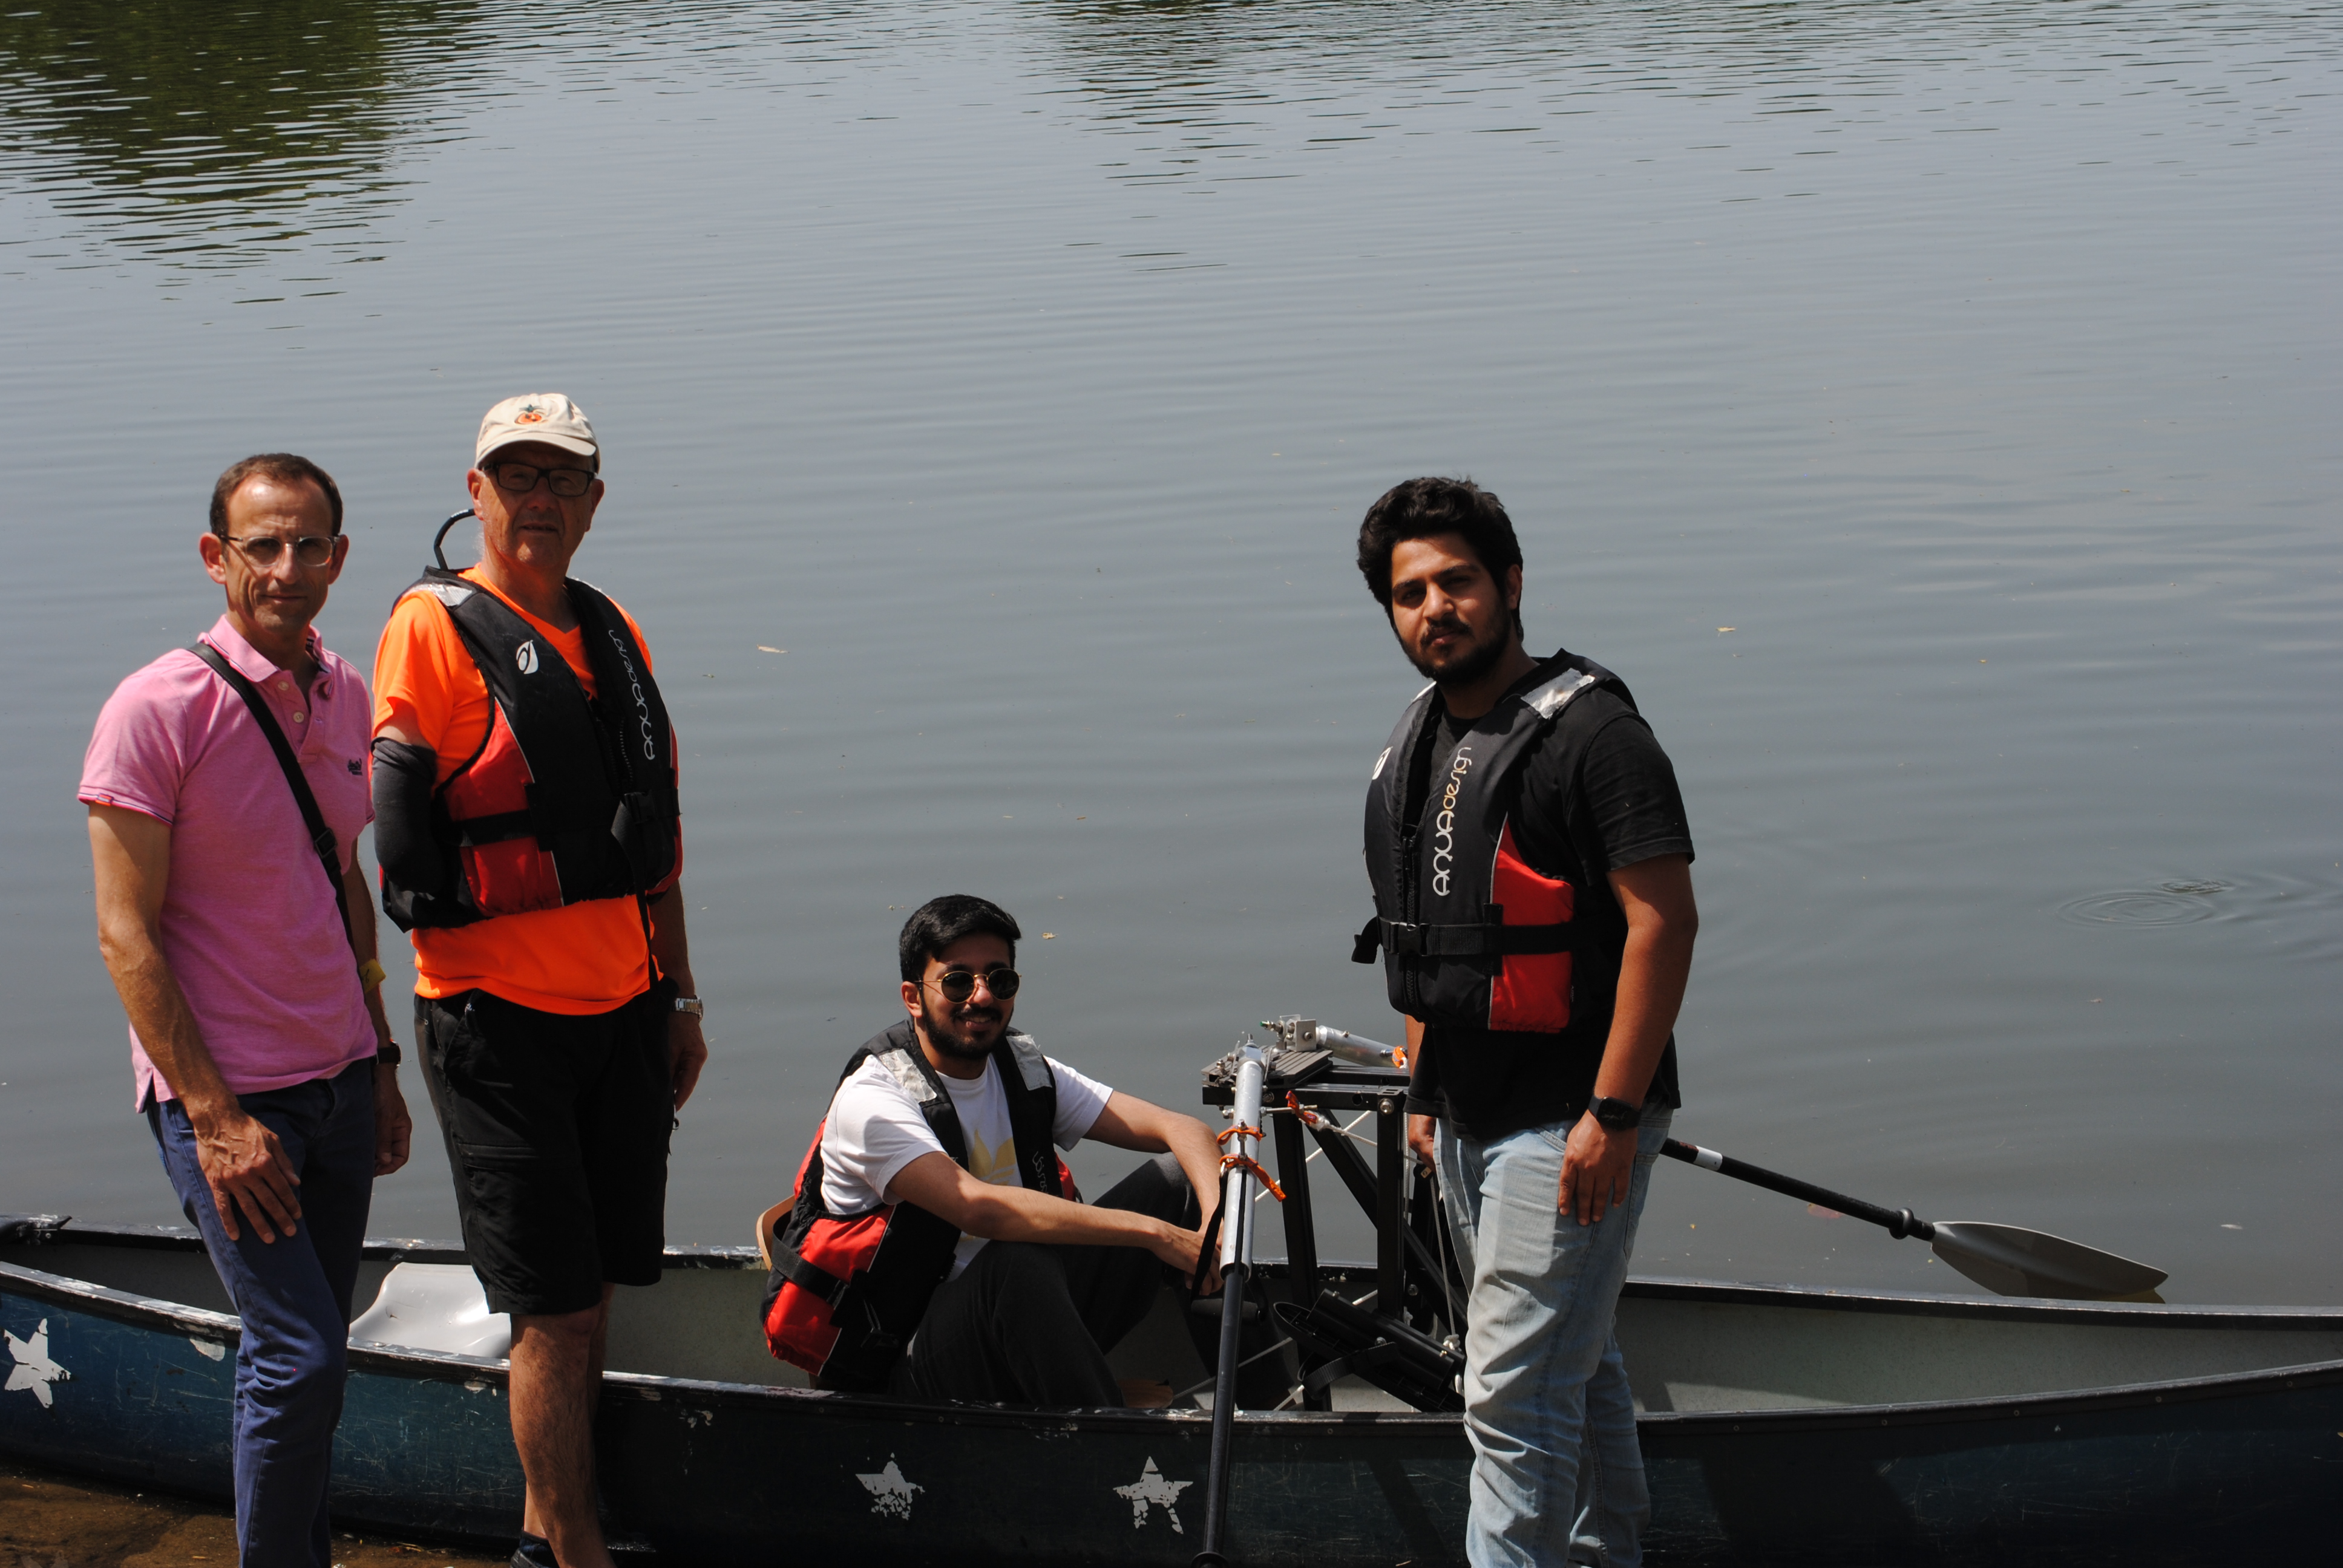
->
[1586, 1094, 1642, 1130]
[376, 1042, 403, 1066]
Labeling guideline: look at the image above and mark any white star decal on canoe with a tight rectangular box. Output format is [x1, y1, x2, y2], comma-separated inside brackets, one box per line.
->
[856, 1457, 923, 1520]
[1114, 1456, 1193, 1534]
[5, 1319, 67, 1409]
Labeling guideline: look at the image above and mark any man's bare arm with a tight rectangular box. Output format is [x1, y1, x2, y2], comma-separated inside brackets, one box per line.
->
[90, 804, 302, 1242]
[1559, 852, 1697, 1226]
[1082, 1091, 1224, 1254]
[886, 1151, 1214, 1289]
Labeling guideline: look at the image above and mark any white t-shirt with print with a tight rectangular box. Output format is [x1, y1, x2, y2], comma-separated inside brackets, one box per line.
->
[819, 1038, 1113, 1279]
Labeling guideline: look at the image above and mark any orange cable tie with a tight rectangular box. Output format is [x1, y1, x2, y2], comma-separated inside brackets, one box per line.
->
[1219, 1153, 1286, 1202]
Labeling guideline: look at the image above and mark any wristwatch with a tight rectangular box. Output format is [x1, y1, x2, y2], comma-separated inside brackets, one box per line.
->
[375, 1041, 402, 1066]
[1585, 1095, 1642, 1130]
[673, 995, 706, 1019]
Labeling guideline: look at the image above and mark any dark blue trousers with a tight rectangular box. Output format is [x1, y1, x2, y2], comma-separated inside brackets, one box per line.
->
[148, 1059, 376, 1568]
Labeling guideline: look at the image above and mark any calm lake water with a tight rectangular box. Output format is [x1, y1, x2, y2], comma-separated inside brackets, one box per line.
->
[2, 0, 2337, 1305]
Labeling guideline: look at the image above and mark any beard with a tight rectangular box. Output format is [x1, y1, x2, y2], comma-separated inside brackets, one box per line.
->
[1402, 613, 1513, 686]
[922, 1004, 1005, 1060]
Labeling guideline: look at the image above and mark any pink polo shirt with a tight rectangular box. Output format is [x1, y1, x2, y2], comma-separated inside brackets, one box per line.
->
[80, 617, 377, 1106]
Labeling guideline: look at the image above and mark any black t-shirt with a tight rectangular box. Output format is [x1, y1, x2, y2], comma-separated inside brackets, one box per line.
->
[1405, 667, 1694, 1142]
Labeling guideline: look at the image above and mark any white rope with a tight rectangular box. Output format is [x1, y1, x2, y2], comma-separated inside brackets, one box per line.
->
[1253, 1109, 1377, 1204]
[1168, 1334, 1295, 1405]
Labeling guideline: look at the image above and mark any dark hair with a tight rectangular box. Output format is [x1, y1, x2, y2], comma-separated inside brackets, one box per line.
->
[898, 895, 1021, 982]
[209, 453, 344, 537]
[1355, 476, 1525, 635]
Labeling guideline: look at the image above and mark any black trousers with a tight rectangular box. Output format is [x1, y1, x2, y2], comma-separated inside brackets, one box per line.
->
[888, 1152, 1196, 1408]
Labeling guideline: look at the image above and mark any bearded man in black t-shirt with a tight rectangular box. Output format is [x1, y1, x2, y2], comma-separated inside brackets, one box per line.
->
[1351, 476, 1697, 1568]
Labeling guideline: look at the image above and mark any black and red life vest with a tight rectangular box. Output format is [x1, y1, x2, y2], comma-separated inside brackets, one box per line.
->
[760, 1022, 1070, 1392]
[1353, 650, 1635, 1034]
[372, 568, 681, 932]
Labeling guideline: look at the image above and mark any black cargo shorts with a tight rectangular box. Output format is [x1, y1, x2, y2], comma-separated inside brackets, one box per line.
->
[416, 984, 674, 1318]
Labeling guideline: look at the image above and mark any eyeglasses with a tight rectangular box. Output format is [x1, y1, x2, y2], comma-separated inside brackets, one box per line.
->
[926, 966, 1021, 1002]
[223, 534, 336, 568]
[485, 460, 596, 498]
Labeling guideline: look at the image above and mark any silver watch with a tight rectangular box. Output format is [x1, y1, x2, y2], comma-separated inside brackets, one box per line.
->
[673, 995, 705, 1019]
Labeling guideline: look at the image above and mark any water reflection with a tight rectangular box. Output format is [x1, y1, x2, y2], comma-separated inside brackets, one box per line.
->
[5, 0, 2332, 273]
[0, 0, 480, 274]
[1035, 0, 2335, 186]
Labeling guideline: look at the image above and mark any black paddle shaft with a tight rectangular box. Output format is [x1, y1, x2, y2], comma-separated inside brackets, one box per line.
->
[1660, 1138, 1934, 1241]
[1193, 1255, 1248, 1568]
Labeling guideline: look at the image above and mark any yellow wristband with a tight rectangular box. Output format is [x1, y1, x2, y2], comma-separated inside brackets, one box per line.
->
[357, 958, 388, 991]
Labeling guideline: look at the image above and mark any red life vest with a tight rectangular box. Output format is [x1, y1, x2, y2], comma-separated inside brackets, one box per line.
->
[372, 568, 681, 931]
[1354, 650, 1634, 1033]
[760, 1022, 1071, 1391]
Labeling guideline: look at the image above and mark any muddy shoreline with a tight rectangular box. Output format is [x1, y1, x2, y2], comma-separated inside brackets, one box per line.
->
[0, 1454, 505, 1567]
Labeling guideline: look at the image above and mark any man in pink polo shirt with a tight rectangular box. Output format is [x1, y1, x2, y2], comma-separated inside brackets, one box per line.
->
[82, 452, 412, 1568]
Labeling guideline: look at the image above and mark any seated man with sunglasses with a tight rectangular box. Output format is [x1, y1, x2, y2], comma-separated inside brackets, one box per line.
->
[762, 895, 1225, 1407]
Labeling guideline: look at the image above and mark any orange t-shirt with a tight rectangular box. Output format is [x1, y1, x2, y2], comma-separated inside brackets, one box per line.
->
[370, 568, 681, 1014]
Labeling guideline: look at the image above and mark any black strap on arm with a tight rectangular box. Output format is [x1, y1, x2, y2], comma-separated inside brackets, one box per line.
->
[189, 641, 355, 952]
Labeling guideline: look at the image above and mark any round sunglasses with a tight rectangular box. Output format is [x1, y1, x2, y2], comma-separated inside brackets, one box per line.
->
[926, 965, 1021, 1002]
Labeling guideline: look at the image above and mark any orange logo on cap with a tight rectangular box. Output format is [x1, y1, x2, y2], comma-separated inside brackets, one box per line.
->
[515, 407, 546, 424]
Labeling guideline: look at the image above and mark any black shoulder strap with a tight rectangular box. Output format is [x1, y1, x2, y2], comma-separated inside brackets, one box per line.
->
[857, 1022, 972, 1168]
[995, 1031, 1064, 1197]
[189, 641, 355, 952]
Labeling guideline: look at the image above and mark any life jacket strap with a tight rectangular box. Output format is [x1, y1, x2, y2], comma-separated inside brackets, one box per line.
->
[1362, 916, 1576, 960]
[767, 1236, 851, 1308]
[451, 808, 540, 848]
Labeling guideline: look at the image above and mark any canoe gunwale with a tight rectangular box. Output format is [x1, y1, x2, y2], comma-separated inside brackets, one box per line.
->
[1621, 1272, 2343, 1331]
[0, 1254, 240, 1342]
[1634, 1352, 2343, 1434]
[21, 1215, 2343, 1327]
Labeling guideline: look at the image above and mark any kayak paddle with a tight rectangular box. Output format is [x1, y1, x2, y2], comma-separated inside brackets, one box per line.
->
[1661, 1138, 2167, 1301]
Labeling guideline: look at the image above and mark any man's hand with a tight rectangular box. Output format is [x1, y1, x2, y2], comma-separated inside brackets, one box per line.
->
[1407, 1112, 1438, 1172]
[1151, 1219, 1225, 1297]
[373, 1064, 413, 1176]
[667, 1012, 708, 1111]
[192, 1105, 302, 1243]
[1558, 1113, 1638, 1227]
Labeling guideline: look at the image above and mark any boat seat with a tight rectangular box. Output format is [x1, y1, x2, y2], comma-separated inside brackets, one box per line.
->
[349, 1262, 513, 1360]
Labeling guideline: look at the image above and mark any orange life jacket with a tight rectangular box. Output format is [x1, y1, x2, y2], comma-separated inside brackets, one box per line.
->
[372, 569, 680, 931]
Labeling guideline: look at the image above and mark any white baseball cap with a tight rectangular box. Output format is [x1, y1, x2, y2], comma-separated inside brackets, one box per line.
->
[475, 393, 598, 467]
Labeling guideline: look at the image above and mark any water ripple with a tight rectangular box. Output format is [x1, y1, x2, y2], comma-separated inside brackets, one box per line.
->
[2058, 886, 2222, 926]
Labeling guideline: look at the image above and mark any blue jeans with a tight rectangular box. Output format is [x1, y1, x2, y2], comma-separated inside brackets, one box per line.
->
[1437, 1108, 1673, 1568]
[148, 1059, 376, 1568]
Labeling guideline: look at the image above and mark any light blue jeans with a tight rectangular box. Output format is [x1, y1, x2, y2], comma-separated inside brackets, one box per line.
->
[1437, 1107, 1673, 1568]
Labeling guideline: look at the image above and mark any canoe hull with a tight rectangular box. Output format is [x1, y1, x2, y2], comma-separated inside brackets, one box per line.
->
[7, 1225, 2342, 1564]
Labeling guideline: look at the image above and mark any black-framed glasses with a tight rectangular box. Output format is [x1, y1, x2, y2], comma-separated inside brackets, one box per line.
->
[485, 460, 596, 498]
[928, 966, 1021, 1002]
[223, 534, 336, 568]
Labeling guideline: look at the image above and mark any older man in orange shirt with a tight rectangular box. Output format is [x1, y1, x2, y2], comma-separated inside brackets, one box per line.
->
[372, 394, 706, 1568]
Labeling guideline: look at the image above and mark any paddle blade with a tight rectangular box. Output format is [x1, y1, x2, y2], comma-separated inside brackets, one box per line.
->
[1929, 1220, 2168, 1301]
